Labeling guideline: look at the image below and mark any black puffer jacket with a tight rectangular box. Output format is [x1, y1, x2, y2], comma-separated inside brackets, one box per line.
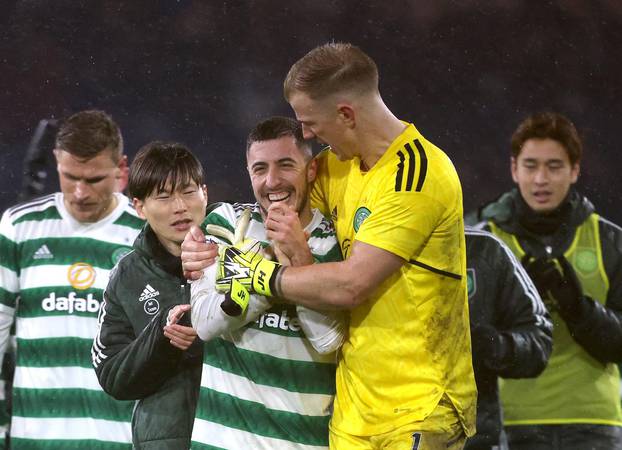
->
[464, 227, 552, 450]
[92, 225, 202, 450]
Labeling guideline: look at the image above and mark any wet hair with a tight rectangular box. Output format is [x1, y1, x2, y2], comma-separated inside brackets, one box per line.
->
[128, 141, 204, 200]
[246, 116, 312, 161]
[511, 112, 583, 165]
[55, 110, 123, 162]
[283, 42, 379, 101]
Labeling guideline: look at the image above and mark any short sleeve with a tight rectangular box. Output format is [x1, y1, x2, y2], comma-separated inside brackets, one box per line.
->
[355, 177, 445, 260]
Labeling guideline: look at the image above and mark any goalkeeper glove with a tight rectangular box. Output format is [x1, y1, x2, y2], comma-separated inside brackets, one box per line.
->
[204, 208, 257, 315]
[216, 241, 282, 297]
[220, 279, 251, 316]
[205, 208, 281, 314]
[189, 255, 252, 317]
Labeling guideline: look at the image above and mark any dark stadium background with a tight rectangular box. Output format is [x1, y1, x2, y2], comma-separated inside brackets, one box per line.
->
[2, 0, 621, 224]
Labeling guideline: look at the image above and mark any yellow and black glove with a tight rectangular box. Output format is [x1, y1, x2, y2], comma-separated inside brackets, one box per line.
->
[205, 208, 281, 316]
[216, 241, 282, 297]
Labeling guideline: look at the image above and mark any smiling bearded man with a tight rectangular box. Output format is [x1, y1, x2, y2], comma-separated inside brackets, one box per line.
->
[181, 116, 344, 450]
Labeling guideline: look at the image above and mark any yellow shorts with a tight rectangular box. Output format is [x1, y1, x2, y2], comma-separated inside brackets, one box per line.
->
[329, 397, 467, 450]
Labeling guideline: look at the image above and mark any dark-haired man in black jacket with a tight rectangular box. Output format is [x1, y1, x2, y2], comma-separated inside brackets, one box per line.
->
[92, 141, 207, 450]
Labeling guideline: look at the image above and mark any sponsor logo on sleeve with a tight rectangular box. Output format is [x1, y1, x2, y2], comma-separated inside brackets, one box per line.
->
[255, 308, 301, 333]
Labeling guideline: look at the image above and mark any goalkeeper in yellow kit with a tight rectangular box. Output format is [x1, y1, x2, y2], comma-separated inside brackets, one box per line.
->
[183, 42, 476, 450]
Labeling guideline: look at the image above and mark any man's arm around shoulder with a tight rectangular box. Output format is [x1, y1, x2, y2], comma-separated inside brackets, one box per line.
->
[279, 240, 404, 309]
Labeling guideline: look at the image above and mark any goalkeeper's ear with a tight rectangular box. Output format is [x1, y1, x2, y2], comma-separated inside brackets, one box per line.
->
[306, 158, 317, 183]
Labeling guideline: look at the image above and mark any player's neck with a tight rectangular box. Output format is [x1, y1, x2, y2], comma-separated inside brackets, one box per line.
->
[66, 193, 119, 224]
[298, 206, 313, 229]
[358, 110, 406, 171]
[97, 194, 120, 221]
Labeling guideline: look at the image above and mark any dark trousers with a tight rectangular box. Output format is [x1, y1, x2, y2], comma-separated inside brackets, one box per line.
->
[506, 424, 622, 450]
[464, 430, 508, 450]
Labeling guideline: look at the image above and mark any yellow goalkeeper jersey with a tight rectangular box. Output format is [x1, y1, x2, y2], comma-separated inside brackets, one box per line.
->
[310, 122, 476, 437]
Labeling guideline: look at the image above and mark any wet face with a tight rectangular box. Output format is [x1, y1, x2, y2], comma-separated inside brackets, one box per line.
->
[511, 138, 579, 213]
[133, 180, 207, 256]
[247, 135, 316, 223]
[288, 91, 353, 161]
[55, 149, 125, 223]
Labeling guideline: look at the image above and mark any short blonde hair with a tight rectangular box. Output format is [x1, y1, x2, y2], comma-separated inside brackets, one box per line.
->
[284, 42, 379, 101]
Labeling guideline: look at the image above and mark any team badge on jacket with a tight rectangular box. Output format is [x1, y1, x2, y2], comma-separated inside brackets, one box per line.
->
[467, 268, 476, 299]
